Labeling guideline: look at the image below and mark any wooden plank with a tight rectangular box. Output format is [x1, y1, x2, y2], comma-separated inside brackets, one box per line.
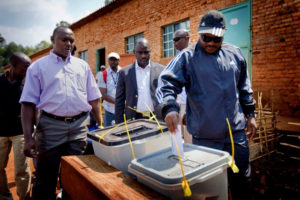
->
[61, 155, 165, 200]
[276, 116, 300, 133]
[288, 122, 300, 126]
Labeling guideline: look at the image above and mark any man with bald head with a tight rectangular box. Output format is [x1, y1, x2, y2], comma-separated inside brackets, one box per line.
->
[173, 29, 190, 52]
[115, 38, 164, 123]
[20, 26, 101, 199]
[173, 29, 192, 143]
[0, 52, 31, 200]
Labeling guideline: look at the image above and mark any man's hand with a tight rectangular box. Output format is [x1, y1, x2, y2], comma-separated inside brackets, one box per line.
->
[21, 102, 38, 157]
[164, 111, 180, 134]
[89, 99, 101, 125]
[182, 114, 186, 125]
[246, 117, 257, 141]
[24, 137, 38, 158]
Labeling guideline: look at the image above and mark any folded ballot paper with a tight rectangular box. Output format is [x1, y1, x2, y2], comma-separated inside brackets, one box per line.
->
[169, 125, 184, 156]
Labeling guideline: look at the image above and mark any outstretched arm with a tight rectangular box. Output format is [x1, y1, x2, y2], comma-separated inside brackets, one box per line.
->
[156, 54, 187, 133]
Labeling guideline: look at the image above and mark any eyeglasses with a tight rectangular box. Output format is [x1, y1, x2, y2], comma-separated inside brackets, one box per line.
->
[201, 35, 223, 43]
[173, 37, 183, 42]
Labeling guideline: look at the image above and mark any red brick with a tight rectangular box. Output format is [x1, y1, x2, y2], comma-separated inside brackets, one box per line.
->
[29, 0, 300, 117]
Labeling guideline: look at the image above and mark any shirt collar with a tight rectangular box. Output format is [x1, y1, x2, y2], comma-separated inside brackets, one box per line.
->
[50, 50, 72, 64]
[107, 66, 121, 73]
[135, 60, 151, 70]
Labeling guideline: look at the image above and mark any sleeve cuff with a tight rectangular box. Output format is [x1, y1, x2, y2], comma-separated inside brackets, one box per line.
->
[161, 101, 180, 120]
[245, 112, 256, 118]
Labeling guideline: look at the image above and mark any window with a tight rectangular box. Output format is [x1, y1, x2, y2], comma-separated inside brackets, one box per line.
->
[162, 20, 190, 57]
[79, 50, 88, 62]
[126, 33, 144, 54]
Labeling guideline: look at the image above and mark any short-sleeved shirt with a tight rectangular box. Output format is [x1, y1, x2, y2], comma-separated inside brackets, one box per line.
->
[20, 51, 101, 117]
[98, 66, 120, 114]
[0, 72, 23, 136]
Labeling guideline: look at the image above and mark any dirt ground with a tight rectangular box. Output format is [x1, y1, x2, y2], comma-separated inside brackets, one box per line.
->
[250, 152, 300, 200]
[5, 152, 34, 200]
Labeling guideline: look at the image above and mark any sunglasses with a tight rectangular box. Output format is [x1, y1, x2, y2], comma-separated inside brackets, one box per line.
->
[201, 35, 223, 43]
[173, 37, 183, 42]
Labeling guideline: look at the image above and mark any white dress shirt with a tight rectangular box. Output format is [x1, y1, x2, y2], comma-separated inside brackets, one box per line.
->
[135, 61, 154, 112]
[177, 87, 187, 105]
[98, 66, 120, 114]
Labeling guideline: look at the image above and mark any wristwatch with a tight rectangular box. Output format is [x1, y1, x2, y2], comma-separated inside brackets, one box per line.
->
[246, 112, 256, 118]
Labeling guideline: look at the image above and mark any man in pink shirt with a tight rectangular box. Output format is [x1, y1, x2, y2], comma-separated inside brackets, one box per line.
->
[20, 26, 101, 200]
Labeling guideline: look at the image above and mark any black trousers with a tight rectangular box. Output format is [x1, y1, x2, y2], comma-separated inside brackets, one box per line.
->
[33, 141, 86, 200]
[32, 112, 89, 200]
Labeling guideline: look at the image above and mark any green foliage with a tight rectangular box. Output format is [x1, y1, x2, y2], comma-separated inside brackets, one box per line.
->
[56, 21, 71, 27]
[0, 34, 5, 47]
[1, 20, 69, 69]
[105, 0, 113, 5]
[34, 40, 51, 52]
[0, 34, 51, 69]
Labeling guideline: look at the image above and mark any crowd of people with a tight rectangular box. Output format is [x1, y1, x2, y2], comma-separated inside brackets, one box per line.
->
[0, 10, 256, 200]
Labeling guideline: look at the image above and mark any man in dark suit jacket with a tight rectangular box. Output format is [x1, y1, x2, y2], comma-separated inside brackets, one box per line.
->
[115, 38, 164, 124]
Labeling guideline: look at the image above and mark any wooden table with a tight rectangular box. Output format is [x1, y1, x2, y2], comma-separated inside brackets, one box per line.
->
[61, 155, 165, 200]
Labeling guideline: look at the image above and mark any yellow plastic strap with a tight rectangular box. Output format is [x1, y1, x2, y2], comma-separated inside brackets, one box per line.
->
[128, 106, 152, 119]
[124, 114, 136, 160]
[99, 98, 104, 129]
[143, 103, 164, 134]
[171, 135, 192, 197]
[226, 118, 239, 173]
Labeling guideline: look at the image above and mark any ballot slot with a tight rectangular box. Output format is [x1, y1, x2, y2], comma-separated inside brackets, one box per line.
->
[88, 119, 171, 174]
[168, 155, 204, 169]
[111, 125, 151, 137]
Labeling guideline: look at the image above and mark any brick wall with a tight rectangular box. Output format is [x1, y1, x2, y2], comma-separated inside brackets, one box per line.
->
[30, 46, 52, 62]
[252, 0, 300, 117]
[29, 0, 299, 117]
[71, 0, 246, 72]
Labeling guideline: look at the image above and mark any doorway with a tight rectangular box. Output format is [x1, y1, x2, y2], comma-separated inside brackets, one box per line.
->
[220, 1, 252, 80]
[96, 47, 106, 73]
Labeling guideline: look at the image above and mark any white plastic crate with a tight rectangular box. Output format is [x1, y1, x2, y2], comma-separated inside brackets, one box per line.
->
[88, 119, 171, 173]
[129, 143, 230, 200]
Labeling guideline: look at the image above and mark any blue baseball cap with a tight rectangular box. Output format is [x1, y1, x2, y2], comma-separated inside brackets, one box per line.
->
[198, 10, 226, 37]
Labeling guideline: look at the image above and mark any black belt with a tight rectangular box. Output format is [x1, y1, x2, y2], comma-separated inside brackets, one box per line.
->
[42, 111, 88, 123]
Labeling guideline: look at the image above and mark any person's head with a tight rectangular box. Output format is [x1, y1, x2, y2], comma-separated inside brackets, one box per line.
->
[100, 65, 106, 72]
[51, 26, 75, 60]
[9, 52, 31, 80]
[198, 10, 226, 54]
[107, 52, 120, 70]
[71, 45, 77, 56]
[173, 29, 190, 51]
[134, 38, 151, 68]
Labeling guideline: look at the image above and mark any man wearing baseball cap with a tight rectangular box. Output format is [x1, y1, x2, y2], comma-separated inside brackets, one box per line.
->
[98, 52, 120, 126]
[156, 10, 257, 199]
